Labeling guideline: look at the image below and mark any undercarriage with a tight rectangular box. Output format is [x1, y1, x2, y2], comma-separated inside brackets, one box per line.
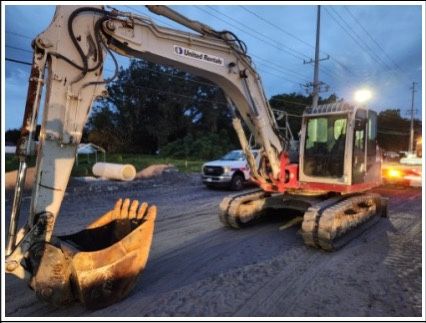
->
[219, 191, 388, 251]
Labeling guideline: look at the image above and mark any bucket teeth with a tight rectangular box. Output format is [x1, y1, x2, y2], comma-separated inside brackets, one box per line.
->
[29, 198, 157, 309]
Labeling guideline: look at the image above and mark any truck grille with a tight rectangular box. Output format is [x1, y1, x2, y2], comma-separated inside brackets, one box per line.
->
[203, 166, 224, 176]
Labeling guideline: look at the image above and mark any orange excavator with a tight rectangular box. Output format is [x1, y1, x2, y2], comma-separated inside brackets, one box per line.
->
[6, 5, 387, 309]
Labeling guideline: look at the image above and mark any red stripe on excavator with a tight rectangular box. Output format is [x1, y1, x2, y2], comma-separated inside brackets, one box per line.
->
[252, 158, 379, 194]
[257, 178, 379, 194]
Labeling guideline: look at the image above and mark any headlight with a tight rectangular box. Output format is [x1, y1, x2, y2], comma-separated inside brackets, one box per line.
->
[387, 169, 401, 178]
[223, 166, 232, 174]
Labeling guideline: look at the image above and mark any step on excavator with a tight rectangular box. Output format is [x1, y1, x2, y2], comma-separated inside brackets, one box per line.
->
[5, 5, 387, 309]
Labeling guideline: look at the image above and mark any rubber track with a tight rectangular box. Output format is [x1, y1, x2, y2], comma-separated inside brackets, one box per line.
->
[219, 189, 269, 229]
[301, 193, 385, 251]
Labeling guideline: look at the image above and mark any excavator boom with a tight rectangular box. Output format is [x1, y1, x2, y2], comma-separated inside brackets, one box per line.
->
[6, 5, 285, 308]
[6, 5, 386, 309]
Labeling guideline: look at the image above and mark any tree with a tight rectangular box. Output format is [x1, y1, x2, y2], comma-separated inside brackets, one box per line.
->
[87, 59, 422, 158]
[86, 59, 237, 154]
[5, 125, 41, 145]
[377, 109, 421, 152]
[5, 128, 21, 145]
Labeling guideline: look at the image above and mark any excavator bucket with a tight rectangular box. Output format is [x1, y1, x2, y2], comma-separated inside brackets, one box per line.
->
[28, 198, 156, 309]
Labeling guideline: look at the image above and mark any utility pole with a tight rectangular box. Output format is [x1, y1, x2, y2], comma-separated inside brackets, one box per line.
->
[408, 81, 417, 153]
[303, 5, 330, 109]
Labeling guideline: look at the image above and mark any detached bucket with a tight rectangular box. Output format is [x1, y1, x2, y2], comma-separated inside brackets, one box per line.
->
[92, 162, 136, 181]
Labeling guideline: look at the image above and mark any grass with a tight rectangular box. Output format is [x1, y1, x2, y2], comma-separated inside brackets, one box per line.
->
[5, 153, 205, 177]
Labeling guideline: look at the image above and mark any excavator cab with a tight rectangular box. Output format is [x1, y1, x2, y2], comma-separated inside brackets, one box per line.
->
[221, 102, 386, 251]
[299, 103, 381, 188]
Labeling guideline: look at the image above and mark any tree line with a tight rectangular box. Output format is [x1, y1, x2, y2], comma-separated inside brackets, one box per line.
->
[6, 59, 421, 158]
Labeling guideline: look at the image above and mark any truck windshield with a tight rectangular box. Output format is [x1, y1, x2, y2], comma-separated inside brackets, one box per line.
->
[304, 114, 347, 178]
[221, 151, 245, 161]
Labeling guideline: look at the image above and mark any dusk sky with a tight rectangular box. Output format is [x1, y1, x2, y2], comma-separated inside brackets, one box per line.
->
[4, 4, 423, 130]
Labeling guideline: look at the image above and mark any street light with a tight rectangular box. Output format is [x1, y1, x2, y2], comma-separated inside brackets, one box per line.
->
[354, 89, 373, 104]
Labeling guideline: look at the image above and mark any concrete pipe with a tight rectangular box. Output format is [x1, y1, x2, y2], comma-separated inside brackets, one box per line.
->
[92, 162, 136, 181]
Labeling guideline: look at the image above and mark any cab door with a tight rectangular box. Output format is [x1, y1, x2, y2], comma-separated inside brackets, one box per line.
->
[352, 109, 367, 184]
[365, 110, 381, 184]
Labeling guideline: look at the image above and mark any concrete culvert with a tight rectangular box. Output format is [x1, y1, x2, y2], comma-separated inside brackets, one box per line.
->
[92, 162, 136, 181]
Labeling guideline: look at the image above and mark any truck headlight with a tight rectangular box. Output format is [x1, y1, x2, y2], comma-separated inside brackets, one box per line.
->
[387, 168, 401, 178]
[223, 166, 232, 174]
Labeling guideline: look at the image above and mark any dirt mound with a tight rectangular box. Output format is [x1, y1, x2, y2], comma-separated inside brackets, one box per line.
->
[5, 167, 36, 192]
[135, 164, 176, 179]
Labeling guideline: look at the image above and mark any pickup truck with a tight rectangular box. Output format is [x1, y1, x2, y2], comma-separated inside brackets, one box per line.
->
[201, 149, 260, 190]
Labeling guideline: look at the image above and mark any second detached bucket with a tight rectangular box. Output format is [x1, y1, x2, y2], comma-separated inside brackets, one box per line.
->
[92, 162, 137, 181]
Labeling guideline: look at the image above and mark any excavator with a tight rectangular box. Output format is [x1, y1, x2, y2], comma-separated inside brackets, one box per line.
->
[5, 5, 387, 309]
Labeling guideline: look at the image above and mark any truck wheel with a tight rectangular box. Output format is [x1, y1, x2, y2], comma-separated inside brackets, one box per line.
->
[230, 173, 244, 191]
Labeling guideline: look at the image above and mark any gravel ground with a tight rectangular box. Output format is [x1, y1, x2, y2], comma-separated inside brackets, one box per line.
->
[4, 172, 423, 317]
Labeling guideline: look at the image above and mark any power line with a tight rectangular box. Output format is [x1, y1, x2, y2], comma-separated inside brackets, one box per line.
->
[256, 67, 305, 85]
[3, 7, 346, 83]
[6, 41, 222, 89]
[9, 56, 416, 121]
[343, 6, 409, 82]
[192, 6, 349, 86]
[6, 57, 302, 102]
[6, 56, 229, 107]
[194, 6, 306, 61]
[325, 7, 399, 80]
[325, 9, 405, 85]
[197, 7, 308, 83]
[5, 17, 311, 87]
[239, 5, 354, 77]
[4, 9, 347, 97]
[5, 56, 314, 109]
[6, 45, 33, 54]
[240, 6, 314, 49]
[6, 30, 33, 40]
[328, 7, 392, 70]
[5, 40, 305, 88]
[206, 6, 310, 60]
[250, 53, 310, 82]
[120, 6, 310, 85]
[5, 57, 32, 66]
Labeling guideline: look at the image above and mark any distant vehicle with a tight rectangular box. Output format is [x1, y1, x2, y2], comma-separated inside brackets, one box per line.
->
[202, 149, 260, 190]
[382, 137, 422, 187]
[383, 150, 400, 162]
[5, 144, 16, 155]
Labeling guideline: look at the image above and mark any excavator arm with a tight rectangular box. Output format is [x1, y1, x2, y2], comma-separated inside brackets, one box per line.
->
[6, 5, 286, 308]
